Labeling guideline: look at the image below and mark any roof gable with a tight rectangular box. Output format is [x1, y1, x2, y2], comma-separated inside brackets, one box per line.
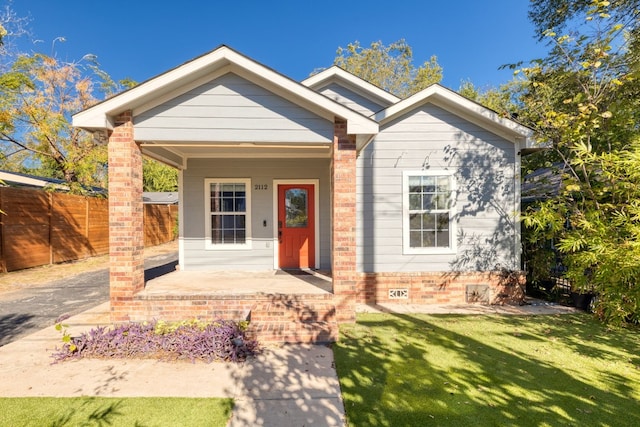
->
[72, 46, 377, 139]
[302, 66, 399, 113]
[375, 84, 535, 147]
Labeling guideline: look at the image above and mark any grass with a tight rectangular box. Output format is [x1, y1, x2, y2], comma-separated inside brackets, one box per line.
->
[0, 397, 233, 427]
[334, 313, 640, 426]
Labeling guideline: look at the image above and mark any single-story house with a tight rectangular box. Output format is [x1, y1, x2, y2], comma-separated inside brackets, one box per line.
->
[0, 169, 106, 194]
[143, 192, 179, 205]
[72, 46, 536, 342]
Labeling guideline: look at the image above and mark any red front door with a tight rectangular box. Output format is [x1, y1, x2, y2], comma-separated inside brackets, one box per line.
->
[278, 184, 315, 269]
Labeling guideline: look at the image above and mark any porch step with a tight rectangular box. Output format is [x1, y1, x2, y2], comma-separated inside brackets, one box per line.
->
[248, 297, 338, 344]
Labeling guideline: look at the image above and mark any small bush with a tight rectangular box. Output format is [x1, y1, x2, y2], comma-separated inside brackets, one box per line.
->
[51, 319, 258, 364]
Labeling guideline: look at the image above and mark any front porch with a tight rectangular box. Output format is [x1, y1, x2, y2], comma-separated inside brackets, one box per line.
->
[132, 269, 338, 343]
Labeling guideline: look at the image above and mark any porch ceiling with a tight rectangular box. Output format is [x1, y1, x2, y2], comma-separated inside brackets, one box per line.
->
[141, 141, 332, 168]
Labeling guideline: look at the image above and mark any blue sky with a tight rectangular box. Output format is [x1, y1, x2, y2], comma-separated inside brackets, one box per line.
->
[11, 1, 547, 91]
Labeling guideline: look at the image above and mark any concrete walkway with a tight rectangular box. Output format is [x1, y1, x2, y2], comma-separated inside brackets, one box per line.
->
[0, 296, 578, 426]
[0, 302, 346, 426]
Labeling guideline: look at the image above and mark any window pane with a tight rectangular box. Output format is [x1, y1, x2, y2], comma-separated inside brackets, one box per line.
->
[408, 176, 421, 192]
[435, 194, 449, 210]
[436, 213, 449, 231]
[410, 231, 422, 248]
[222, 198, 234, 212]
[223, 229, 235, 243]
[210, 197, 221, 212]
[221, 215, 234, 228]
[436, 231, 449, 247]
[409, 194, 422, 210]
[422, 231, 435, 247]
[409, 214, 422, 229]
[235, 197, 246, 212]
[422, 176, 436, 192]
[286, 189, 308, 228]
[422, 194, 435, 210]
[437, 176, 450, 192]
[423, 213, 436, 230]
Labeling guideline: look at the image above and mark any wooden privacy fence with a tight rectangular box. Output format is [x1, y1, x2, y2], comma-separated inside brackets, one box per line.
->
[0, 187, 178, 272]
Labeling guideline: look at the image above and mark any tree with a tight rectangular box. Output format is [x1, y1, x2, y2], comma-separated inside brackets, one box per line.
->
[517, 0, 640, 324]
[0, 53, 108, 192]
[332, 39, 443, 97]
[0, 2, 30, 73]
[143, 158, 178, 192]
[458, 79, 522, 117]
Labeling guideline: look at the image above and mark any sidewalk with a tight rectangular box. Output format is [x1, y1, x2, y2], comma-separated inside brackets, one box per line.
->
[0, 302, 346, 426]
[0, 296, 578, 426]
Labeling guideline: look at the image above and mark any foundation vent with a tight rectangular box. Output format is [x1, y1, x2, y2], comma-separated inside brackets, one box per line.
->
[466, 284, 490, 303]
[388, 288, 409, 299]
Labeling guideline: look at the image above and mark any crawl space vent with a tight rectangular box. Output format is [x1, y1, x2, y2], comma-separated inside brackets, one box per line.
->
[388, 288, 409, 299]
[466, 284, 490, 303]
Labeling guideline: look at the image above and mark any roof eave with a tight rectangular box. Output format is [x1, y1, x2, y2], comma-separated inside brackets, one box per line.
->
[375, 84, 537, 144]
[73, 46, 378, 138]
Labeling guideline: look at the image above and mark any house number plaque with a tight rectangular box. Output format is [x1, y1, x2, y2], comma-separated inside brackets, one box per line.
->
[254, 184, 269, 190]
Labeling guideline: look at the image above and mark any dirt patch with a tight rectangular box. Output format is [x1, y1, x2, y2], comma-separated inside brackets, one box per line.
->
[0, 240, 178, 293]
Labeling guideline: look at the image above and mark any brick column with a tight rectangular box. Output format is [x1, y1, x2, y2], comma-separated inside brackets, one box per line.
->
[108, 111, 144, 322]
[331, 119, 357, 323]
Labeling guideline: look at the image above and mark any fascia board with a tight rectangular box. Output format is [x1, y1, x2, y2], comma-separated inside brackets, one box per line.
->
[376, 85, 535, 143]
[302, 66, 400, 105]
[74, 47, 378, 136]
[73, 48, 233, 128]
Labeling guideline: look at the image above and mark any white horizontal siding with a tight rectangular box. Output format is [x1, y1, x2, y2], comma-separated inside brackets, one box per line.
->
[318, 83, 388, 116]
[135, 73, 334, 143]
[357, 104, 518, 273]
[182, 158, 331, 271]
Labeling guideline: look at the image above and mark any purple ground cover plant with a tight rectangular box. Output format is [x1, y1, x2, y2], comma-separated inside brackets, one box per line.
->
[51, 319, 258, 363]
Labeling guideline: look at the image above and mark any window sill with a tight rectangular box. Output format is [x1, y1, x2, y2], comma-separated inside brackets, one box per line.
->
[403, 247, 456, 255]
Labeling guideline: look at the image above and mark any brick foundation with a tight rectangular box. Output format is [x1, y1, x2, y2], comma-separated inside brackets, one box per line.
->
[356, 271, 526, 306]
[130, 292, 338, 344]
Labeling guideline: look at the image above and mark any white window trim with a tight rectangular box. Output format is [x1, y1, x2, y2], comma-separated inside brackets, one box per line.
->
[402, 170, 457, 255]
[204, 178, 252, 250]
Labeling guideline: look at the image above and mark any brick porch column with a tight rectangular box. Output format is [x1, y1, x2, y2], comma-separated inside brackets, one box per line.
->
[108, 111, 144, 322]
[332, 118, 357, 323]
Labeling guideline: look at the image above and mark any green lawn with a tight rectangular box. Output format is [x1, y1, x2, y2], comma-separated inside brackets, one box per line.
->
[0, 397, 233, 427]
[334, 313, 640, 427]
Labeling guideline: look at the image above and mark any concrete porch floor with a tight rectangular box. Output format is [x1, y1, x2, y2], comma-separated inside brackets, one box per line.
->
[140, 269, 333, 297]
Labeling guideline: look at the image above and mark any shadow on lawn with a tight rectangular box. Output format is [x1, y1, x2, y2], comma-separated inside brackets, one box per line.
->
[49, 398, 124, 427]
[335, 313, 640, 426]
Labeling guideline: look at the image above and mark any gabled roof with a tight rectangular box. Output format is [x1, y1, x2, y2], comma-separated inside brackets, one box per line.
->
[73, 45, 378, 140]
[374, 84, 536, 147]
[302, 66, 400, 106]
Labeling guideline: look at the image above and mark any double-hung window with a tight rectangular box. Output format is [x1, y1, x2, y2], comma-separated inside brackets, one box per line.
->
[204, 178, 251, 250]
[403, 171, 456, 254]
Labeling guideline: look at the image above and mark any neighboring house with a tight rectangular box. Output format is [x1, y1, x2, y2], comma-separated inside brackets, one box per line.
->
[0, 169, 67, 190]
[143, 192, 179, 205]
[0, 169, 106, 195]
[72, 46, 536, 339]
